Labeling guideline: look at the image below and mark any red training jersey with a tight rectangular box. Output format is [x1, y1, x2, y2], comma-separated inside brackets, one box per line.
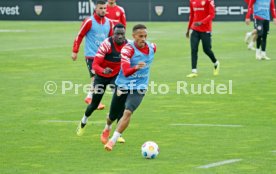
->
[72, 13, 113, 58]
[106, 4, 126, 27]
[121, 42, 157, 77]
[188, 0, 215, 32]
[92, 38, 127, 78]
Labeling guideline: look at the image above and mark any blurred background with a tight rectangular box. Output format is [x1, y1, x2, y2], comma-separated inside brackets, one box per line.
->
[0, 0, 247, 21]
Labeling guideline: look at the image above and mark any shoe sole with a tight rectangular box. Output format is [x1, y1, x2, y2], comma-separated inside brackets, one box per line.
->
[117, 140, 125, 143]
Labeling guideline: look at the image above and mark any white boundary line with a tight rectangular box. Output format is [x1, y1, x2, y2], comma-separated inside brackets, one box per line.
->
[197, 159, 242, 169]
[272, 150, 276, 153]
[0, 29, 27, 32]
[170, 123, 243, 127]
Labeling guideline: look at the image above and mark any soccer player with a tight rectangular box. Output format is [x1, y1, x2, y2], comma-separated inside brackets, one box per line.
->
[244, 0, 257, 51]
[76, 24, 128, 140]
[186, 0, 220, 78]
[103, 24, 157, 151]
[245, 0, 276, 60]
[106, 0, 127, 27]
[71, 0, 113, 109]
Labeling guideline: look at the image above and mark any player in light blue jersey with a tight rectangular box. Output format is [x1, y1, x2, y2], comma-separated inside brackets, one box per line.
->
[102, 24, 157, 151]
[246, 0, 276, 60]
[72, 0, 113, 108]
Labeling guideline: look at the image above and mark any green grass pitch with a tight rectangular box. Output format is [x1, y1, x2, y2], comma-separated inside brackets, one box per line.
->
[0, 21, 276, 174]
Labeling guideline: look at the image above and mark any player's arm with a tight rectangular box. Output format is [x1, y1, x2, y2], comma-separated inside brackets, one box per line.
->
[151, 43, 157, 53]
[245, 0, 255, 25]
[197, 0, 215, 26]
[72, 18, 92, 61]
[120, 7, 127, 27]
[186, 1, 194, 38]
[108, 20, 114, 37]
[270, 0, 276, 24]
[92, 39, 113, 75]
[121, 45, 143, 77]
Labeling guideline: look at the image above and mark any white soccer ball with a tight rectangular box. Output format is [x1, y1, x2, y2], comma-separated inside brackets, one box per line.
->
[141, 141, 159, 159]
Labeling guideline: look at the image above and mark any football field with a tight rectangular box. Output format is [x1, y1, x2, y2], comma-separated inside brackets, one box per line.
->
[1, 21, 276, 174]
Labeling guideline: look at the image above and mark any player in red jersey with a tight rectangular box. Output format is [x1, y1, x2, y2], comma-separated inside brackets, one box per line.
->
[106, 0, 126, 27]
[244, 0, 257, 51]
[186, 0, 220, 78]
[72, 0, 113, 109]
[76, 24, 128, 141]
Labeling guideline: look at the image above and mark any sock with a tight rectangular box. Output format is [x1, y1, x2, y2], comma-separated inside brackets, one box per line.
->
[261, 51, 266, 57]
[214, 61, 219, 69]
[192, 69, 197, 73]
[81, 115, 88, 128]
[110, 131, 121, 143]
[104, 124, 112, 130]
[256, 49, 261, 58]
[86, 91, 93, 98]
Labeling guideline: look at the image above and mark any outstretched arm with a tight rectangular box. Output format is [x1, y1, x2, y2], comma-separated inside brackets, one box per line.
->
[72, 18, 92, 60]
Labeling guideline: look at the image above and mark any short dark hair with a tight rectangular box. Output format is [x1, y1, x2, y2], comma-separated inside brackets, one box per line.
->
[96, 0, 106, 5]
[132, 24, 147, 32]
[113, 23, 125, 30]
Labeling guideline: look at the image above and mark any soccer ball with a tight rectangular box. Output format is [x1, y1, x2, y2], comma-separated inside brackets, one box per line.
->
[141, 141, 159, 159]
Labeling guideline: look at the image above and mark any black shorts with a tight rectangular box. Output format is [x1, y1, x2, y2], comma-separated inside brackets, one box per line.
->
[108, 88, 146, 121]
[86, 59, 95, 78]
[93, 74, 117, 93]
[254, 19, 270, 36]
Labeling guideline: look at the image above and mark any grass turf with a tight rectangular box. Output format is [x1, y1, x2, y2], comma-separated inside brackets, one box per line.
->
[0, 21, 275, 174]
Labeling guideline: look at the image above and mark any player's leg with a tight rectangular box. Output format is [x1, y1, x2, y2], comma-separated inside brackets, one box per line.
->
[260, 20, 270, 60]
[85, 58, 95, 104]
[201, 32, 220, 76]
[76, 76, 107, 136]
[109, 77, 127, 143]
[254, 19, 264, 60]
[187, 30, 200, 77]
[245, 31, 253, 44]
[247, 29, 257, 51]
[85, 59, 105, 109]
[114, 102, 128, 143]
[101, 87, 127, 144]
[105, 90, 145, 151]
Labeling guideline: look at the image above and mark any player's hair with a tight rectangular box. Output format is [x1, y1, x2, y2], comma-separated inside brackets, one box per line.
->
[96, 0, 106, 5]
[113, 23, 125, 30]
[132, 24, 147, 32]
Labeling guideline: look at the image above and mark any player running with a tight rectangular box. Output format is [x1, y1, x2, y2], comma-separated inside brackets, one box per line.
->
[76, 24, 127, 144]
[72, 0, 113, 109]
[103, 24, 157, 151]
